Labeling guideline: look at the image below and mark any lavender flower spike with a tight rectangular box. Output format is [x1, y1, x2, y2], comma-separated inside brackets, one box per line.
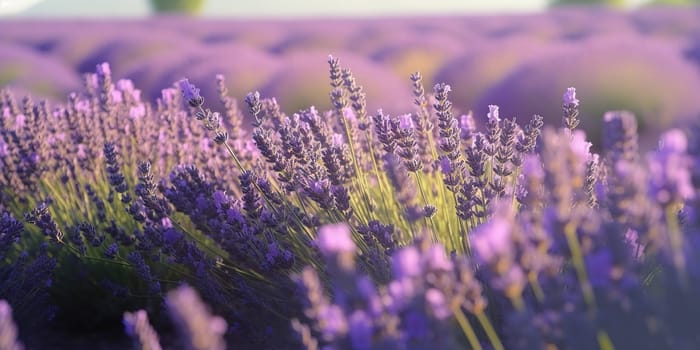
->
[398, 113, 415, 130]
[648, 129, 695, 204]
[0, 300, 24, 350]
[316, 223, 355, 256]
[123, 310, 162, 350]
[392, 246, 422, 279]
[563, 87, 579, 106]
[562, 87, 580, 131]
[96, 62, 111, 77]
[470, 209, 513, 265]
[487, 105, 500, 123]
[179, 79, 203, 107]
[439, 155, 453, 174]
[167, 285, 227, 350]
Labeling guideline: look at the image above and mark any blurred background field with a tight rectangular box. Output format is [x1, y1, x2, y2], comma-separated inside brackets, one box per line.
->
[2, 1, 700, 149]
[2, 1, 700, 349]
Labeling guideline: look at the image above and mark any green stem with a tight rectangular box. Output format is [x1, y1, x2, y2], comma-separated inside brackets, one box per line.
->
[452, 305, 484, 350]
[528, 271, 545, 304]
[476, 312, 504, 350]
[413, 171, 440, 243]
[564, 222, 596, 311]
[365, 130, 393, 215]
[510, 295, 525, 312]
[597, 330, 616, 350]
[340, 112, 372, 223]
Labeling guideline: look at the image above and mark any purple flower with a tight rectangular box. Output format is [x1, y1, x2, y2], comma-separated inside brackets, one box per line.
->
[403, 311, 429, 339]
[123, 310, 162, 350]
[570, 129, 593, 163]
[459, 112, 476, 141]
[0, 135, 8, 158]
[648, 129, 695, 204]
[388, 278, 417, 311]
[522, 154, 544, 179]
[160, 217, 173, 229]
[585, 249, 613, 288]
[111, 89, 123, 103]
[398, 113, 414, 130]
[470, 215, 513, 264]
[602, 110, 638, 164]
[127, 252, 160, 294]
[14, 114, 25, 129]
[96, 62, 111, 77]
[85, 73, 99, 91]
[104, 242, 118, 259]
[424, 245, 453, 272]
[425, 288, 451, 320]
[317, 304, 347, 341]
[178, 79, 202, 106]
[161, 88, 178, 105]
[166, 285, 227, 350]
[439, 156, 453, 174]
[309, 181, 327, 196]
[348, 310, 372, 350]
[265, 241, 280, 263]
[434, 83, 451, 94]
[76, 144, 87, 160]
[331, 133, 344, 148]
[0, 213, 23, 259]
[117, 79, 141, 101]
[563, 87, 579, 106]
[25, 202, 64, 242]
[342, 107, 357, 122]
[658, 129, 688, 153]
[116, 79, 133, 91]
[0, 300, 23, 350]
[163, 228, 183, 246]
[392, 246, 422, 279]
[129, 104, 146, 119]
[356, 276, 383, 316]
[487, 105, 500, 123]
[316, 223, 355, 256]
[212, 190, 228, 210]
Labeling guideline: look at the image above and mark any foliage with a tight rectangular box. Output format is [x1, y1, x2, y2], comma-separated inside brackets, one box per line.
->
[149, 0, 206, 14]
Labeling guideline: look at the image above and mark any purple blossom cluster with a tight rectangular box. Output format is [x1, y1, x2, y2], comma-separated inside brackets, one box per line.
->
[294, 224, 490, 350]
[0, 57, 700, 350]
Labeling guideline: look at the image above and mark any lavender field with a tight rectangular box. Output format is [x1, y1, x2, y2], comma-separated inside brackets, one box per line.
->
[2, 7, 700, 147]
[2, 5, 700, 350]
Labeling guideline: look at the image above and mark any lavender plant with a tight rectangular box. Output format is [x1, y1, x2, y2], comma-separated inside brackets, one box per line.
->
[0, 300, 24, 350]
[0, 56, 699, 349]
[123, 309, 162, 350]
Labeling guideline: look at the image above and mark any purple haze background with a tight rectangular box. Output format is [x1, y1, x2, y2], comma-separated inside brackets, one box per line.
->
[2, 7, 700, 148]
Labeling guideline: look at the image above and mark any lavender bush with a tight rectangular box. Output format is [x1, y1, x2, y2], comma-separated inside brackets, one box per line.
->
[0, 54, 699, 349]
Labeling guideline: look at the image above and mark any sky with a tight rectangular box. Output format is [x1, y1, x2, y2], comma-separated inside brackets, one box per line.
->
[0, 0, 652, 17]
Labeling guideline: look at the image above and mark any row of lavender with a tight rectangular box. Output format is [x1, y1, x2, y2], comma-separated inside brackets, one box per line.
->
[4, 8, 700, 149]
[1, 57, 700, 349]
